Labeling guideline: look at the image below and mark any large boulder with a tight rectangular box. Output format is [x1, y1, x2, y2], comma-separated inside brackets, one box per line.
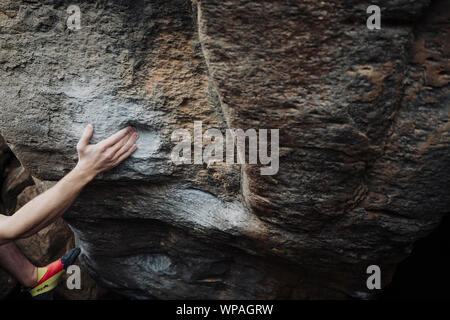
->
[0, 0, 448, 299]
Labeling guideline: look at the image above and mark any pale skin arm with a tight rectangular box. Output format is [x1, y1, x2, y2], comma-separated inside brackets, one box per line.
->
[0, 124, 138, 245]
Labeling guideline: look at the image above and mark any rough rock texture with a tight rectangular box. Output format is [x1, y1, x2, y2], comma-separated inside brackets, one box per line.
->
[0, 0, 448, 299]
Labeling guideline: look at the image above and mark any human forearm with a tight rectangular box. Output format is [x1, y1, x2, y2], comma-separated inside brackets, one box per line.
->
[4, 165, 94, 241]
[0, 124, 137, 244]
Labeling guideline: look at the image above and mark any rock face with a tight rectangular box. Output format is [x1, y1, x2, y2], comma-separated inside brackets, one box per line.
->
[0, 0, 449, 299]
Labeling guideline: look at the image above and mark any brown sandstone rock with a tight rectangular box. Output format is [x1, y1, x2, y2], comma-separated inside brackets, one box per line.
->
[0, 0, 448, 299]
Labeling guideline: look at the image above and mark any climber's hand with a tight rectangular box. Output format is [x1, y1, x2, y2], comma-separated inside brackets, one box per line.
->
[74, 124, 138, 179]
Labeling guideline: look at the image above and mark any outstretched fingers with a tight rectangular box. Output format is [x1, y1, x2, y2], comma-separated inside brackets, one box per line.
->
[99, 126, 135, 149]
[113, 143, 137, 167]
[113, 131, 139, 161]
[107, 130, 134, 156]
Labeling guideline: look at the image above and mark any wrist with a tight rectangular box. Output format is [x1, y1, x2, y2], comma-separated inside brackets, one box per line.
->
[70, 163, 97, 185]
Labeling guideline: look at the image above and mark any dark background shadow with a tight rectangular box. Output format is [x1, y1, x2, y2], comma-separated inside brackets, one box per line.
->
[381, 214, 450, 300]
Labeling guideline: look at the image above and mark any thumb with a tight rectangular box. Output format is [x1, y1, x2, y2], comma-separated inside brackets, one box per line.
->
[78, 124, 94, 149]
